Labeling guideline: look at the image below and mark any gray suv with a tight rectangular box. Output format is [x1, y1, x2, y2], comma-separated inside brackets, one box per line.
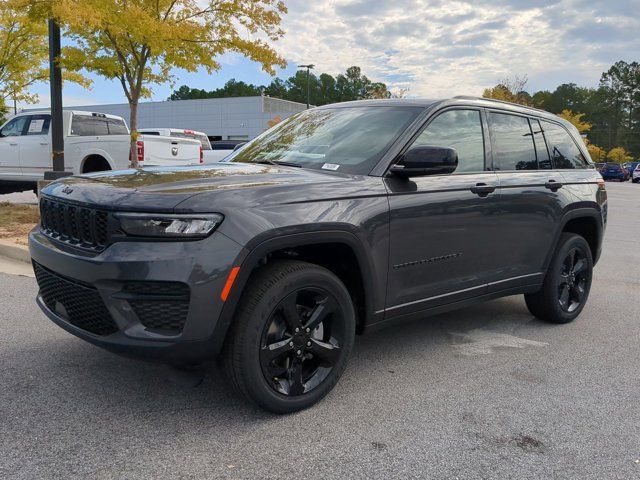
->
[30, 97, 607, 413]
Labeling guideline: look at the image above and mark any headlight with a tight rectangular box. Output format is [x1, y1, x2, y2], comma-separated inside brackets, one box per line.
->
[117, 213, 224, 238]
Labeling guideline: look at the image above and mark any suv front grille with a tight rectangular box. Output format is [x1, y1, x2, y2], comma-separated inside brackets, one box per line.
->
[40, 197, 110, 251]
[124, 282, 190, 334]
[34, 262, 118, 336]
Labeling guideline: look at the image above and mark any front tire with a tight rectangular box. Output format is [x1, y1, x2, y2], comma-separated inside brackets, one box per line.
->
[221, 260, 355, 413]
[525, 233, 593, 324]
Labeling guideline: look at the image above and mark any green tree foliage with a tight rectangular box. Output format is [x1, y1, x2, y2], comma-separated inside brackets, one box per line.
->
[169, 65, 391, 106]
[606, 146, 633, 164]
[486, 61, 640, 159]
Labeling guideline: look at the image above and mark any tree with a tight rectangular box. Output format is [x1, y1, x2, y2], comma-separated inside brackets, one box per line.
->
[0, 6, 47, 114]
[483, 75, 532, 106]
[606, 146, 633, 164]
[598, 61, 640, 155]
[168, 65, 391, 107]
[557, 109, 592, 134]
[586, 144, 606, 162]
[15, 0, 288, 167]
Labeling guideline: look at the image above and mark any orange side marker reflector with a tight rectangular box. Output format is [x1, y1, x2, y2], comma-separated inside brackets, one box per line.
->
[221, 266, 240, 302]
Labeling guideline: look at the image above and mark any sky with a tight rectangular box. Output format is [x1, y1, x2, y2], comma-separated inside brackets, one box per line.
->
[26, 0, 640, 108]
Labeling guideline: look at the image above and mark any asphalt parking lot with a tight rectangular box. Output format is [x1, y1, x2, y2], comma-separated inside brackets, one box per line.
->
[1, 182, 638, 479]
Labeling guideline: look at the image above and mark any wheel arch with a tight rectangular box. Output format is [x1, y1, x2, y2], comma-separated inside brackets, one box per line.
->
[547, 206, 604, 269]
[81, 153, 113, 173]
[211, 229, 378, 356]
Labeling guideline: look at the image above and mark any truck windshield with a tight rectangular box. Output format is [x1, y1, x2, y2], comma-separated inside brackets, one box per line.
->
[228, 106, 422, 175]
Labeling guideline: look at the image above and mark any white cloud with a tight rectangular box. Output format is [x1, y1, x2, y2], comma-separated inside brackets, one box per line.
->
[274, 0, 640, 96]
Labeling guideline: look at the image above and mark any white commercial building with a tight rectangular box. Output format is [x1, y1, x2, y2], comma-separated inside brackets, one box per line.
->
[66, 96, 307, 141]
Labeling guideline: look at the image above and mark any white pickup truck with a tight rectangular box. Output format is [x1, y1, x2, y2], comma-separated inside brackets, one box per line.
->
[138, 127, 233, 163]
[0, 110, 202, 182]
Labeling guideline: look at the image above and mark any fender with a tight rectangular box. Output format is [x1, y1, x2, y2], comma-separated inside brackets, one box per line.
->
[543, 205, 604, 272]
[209, 228, 380, 355]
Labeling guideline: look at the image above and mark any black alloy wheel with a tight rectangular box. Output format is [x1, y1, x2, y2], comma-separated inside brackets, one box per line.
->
[525, 233, 593, 324]
[260, 288, 345, 396]
[557, 247, 589, 313]
[221, 260, 355, 413]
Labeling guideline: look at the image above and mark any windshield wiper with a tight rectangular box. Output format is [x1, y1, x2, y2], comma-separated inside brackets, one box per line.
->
[254, 159, 302, 168]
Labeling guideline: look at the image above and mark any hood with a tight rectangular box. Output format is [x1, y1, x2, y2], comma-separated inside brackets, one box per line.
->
[42, 162, 355, 212]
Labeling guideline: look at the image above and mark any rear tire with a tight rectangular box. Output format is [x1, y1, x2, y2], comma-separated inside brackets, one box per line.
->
[220, 260, 355, 413]
[525, 233, 593, 324]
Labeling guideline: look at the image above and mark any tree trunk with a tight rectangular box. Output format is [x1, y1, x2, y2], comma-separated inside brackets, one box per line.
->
[129, 99, 139, 168]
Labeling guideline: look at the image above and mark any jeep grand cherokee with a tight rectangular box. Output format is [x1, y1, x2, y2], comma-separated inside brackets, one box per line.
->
[30, 97, 607, 413]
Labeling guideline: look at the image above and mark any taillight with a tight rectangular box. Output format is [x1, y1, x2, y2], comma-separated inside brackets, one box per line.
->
[137, 141, 144, 163]
[199, 145, 204, 164]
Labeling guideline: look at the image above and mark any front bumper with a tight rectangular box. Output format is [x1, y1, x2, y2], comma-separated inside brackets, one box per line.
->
[29, 227, 246, 364]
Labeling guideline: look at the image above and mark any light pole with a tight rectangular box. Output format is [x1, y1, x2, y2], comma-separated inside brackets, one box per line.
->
[44, 19, 70, 180]
[298, 64, 314, 109]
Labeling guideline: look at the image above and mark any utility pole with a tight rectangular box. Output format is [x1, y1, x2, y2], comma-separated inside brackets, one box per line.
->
[298, 64, 314, 109]
[44, 19, 69, 180]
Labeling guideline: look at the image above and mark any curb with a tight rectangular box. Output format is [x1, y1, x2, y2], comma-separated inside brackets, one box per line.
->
[0, 241, 30, 264]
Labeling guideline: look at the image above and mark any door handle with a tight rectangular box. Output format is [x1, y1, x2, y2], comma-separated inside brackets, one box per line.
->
[9, 142, 18, 146]
[40, 142, 49, 146]
[470, 183, 496, 197]
[545, 180, 563, 191]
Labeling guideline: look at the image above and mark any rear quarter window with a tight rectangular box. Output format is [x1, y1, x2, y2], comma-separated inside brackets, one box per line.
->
[541, 121, 590, 169]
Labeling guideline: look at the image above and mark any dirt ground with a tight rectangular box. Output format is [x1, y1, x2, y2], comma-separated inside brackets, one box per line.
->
[0, 202, 39, 246]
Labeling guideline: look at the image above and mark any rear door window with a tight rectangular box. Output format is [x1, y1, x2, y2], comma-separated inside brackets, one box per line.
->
[540, 121, 589, 169]
[488, 112, 537, 171]
[26, 115, 51, 136]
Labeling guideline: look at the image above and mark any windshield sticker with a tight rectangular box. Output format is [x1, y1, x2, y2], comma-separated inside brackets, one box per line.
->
[322, 163, 340, 171]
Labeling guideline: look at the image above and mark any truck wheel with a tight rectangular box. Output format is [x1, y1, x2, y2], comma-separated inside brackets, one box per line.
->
[525, 233, 593, 324]
[220, 260, 355, 413]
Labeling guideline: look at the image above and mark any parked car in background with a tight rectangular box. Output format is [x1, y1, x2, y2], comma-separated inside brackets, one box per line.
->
[623, 161, 639, 179]
[0, 111, 203, 183]
[594, 162, 605, 172]
[137, 128, 210, 162]
[633, 164, 640, 183]
[600, 162, 629, 181]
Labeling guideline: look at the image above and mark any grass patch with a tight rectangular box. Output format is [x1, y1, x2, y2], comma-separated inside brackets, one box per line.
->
[0, 202, 40, 246]
[0, 202, 40, 227]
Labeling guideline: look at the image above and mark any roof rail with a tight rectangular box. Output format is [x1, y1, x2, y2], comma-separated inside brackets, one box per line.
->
[452, 95, 549, 114]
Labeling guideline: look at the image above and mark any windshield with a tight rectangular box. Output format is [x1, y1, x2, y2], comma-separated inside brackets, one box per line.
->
[227, 106, 422, 175]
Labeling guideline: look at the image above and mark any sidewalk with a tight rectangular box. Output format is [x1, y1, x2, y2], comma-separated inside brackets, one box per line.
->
[0, 240, 32, 277]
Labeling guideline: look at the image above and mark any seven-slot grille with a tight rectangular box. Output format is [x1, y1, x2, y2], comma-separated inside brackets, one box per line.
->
[40, 197, 109, 251]
[33, 262, 118, 336]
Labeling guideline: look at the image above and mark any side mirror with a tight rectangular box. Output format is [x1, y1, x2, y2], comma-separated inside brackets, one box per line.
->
[233, 142, 247, 151]
[390, 146, 458, 177]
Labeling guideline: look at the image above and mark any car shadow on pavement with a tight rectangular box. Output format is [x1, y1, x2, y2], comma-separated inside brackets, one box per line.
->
[7, 295, 547, 424]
